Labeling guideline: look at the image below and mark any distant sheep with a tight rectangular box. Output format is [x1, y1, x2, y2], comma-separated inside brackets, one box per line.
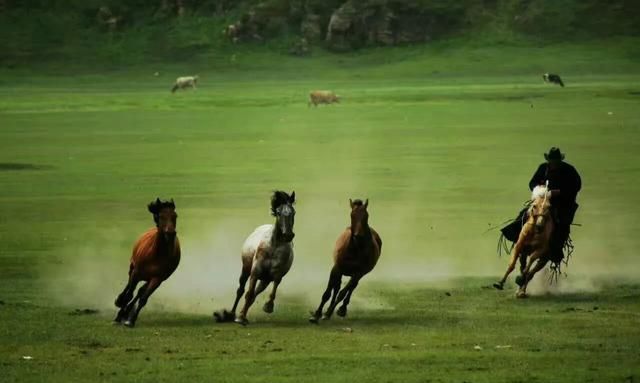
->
[308, 90, 340, 107]
[543, 73, 564, 87]
[171, 75, 198, 93]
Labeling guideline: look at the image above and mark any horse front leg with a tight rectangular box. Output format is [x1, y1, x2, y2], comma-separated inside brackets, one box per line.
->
[324, 277, 357, 320]
[124, 278, 162, 328]
[235, 274, 258, 326]
[310, 267, 341, 323]
[263, 279, 280, 314]
[114, 271, 139, 323]
[517, 250, 542, 298]
[337, 276, 361, 318]
[494, 239, 525, 290]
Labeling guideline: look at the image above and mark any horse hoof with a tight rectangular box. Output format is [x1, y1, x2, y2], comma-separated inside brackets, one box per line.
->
[321, 315, 331, 321]
[123, 320, 136, 328]
[308, 316, 320, 324]
[336, 306, 347, 317]
[516, 291, 528, 299]
[492, 282, 504, 290]
[263, 302, 274, 314]
[234, 317, 249, 326]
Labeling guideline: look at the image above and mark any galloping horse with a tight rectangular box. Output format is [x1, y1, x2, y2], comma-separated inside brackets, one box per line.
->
[309, 199, 382, 323]
[114, 198, 180, 327]
[494, 185, 554, 298]
[214, 190, 296, 325]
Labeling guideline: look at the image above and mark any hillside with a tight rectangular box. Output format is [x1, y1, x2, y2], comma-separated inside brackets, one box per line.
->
[1, 0, 639, 70]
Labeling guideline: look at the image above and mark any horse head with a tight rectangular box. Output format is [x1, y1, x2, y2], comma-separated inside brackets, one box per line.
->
[148, 198, 177, 242]
[349, 198, 370, 243]
[271, 190, 296, 242]
[528, 187, 551, 233]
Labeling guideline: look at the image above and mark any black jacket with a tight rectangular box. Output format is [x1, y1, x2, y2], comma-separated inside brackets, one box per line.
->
[529, 161, 581, 207]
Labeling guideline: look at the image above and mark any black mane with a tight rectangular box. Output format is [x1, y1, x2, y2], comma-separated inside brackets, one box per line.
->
[271, 190, 294, 216]
[148, 198, 176, 221]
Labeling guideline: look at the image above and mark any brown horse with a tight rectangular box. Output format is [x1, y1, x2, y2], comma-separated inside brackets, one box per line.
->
[309, 199, 382, 323]
[114, 198, 180, 327]
[494, 186, 554, 298]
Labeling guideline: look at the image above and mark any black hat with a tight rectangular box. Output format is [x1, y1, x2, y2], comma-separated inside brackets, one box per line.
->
[544, 147, 565, 161]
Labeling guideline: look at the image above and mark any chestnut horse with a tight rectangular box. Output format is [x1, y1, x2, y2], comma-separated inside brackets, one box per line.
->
[214, 191, 296, 325]
[494, 185, 554, 298]
[114, 198, 180, 327]
[309, 199, 382, 323]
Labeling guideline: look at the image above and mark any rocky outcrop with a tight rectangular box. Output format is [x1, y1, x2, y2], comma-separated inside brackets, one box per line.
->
[324, 0, 437, 51]
[219, 0, 461, 50]
[301, 13, 322, 41]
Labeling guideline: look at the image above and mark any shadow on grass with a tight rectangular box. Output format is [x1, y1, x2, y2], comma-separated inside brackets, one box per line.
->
[0, 163, 54, 171]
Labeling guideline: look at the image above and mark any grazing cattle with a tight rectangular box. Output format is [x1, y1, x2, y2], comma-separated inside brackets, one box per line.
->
[171, 75, 198, 93]
[308, 90, 340, 107]
[309, 198, 382, 323]
[543, 73, 565, 87]
[214, 191, 296, 325]
[114, 198, 180, 327]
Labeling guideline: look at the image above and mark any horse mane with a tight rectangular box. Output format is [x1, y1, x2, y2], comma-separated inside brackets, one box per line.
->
[531, 185, 550, 201]
[148, 198, 176, 222]
[270, 191, 294, 216]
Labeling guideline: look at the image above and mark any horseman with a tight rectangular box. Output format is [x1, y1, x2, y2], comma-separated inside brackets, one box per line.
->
[501, 147, 582, 268]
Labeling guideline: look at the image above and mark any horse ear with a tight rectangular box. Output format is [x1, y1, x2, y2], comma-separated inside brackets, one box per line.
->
[349, 199, 353, 208]
[289, 191, 295, 203]
[364, 199, 369, 209]
[148, 199, 158, 214]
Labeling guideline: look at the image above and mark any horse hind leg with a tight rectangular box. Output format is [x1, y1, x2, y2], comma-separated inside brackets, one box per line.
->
[337, 276, 361, 318]
[115, 266, 136, 307]
[235, 274, 258, 326]
[309, 267, 341, 323]
[231, 270, 250, 313]
[215, 267, 250, 323]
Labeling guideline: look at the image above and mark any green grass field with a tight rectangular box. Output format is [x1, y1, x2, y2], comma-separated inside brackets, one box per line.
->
[1, 41, 640, 382]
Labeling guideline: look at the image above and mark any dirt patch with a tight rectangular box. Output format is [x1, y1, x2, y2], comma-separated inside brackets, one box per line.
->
[68, 308, 100, 316]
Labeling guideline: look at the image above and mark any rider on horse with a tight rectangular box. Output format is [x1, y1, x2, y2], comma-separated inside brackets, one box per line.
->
[501, 147, 582, 267]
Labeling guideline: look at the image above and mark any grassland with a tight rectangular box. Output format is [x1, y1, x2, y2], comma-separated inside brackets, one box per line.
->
[1, 41, 640, 382]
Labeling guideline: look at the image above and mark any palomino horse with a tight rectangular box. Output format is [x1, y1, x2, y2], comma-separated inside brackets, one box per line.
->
[309, 199, 382, 323]
[494, 185, 554, 298]
[214, 190, 296, 325]
[114, 198, 180, 327]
